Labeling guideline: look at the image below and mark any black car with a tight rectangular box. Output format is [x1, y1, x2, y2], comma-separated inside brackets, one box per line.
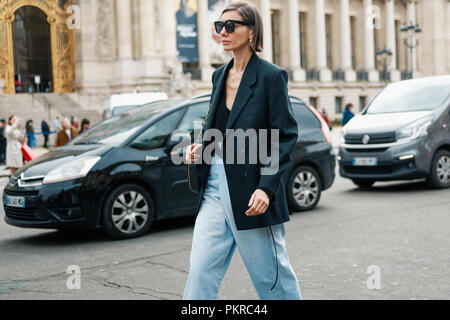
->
[3, 96, 335, 239]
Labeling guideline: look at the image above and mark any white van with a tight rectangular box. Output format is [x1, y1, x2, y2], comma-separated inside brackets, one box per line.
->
[105, 92, 168, 117]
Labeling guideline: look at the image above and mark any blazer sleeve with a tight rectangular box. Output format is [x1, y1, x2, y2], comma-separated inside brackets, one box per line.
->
[257, 69, 298, 200]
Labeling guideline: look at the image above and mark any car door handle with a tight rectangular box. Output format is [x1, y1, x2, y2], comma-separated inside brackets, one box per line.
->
[146, 155, 160, 162]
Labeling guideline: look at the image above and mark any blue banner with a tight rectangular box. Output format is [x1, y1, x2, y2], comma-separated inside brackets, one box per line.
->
[175, 0, 199, 63]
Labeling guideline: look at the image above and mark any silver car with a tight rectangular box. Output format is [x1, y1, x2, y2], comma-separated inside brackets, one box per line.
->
[338, 75, 450, 189]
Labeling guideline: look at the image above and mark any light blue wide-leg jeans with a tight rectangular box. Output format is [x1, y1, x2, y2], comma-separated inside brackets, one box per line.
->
[183, 143, 302, 300]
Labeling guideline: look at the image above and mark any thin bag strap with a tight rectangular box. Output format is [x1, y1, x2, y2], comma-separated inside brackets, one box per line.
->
[195, 102, 213, 145]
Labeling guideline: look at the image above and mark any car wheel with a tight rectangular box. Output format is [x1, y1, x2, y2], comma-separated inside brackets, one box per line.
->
[426, 149, 450, 189]
[352, 179, 375, 188]
[287, 166, 322, 212]
[102, 184, 155, 239]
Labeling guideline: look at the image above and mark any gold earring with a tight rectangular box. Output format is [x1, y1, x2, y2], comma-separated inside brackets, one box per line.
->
[249, 38, 253, 44]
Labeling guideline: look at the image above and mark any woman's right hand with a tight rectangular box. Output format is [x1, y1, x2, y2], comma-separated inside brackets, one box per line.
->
[185, 144, 202, 164]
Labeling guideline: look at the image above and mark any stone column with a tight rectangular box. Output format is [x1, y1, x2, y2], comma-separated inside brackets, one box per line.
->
[114, 0, 136, 85]
[385, 0, 400, 81]
[140, 0, 155, 57]
[159, 0, 178, 62]
[140, 0, 172, 81]
[406, 0, 419, 77]
[197, 0, 214, 82]
[340, 0, 356, 82]
[260, 0, 273, 62]
[447, 0, 450, 74]
[315, 0, 332, 82]
[288, 0, 306, 81]
[363, 0, 379, 82]
[139, 0, 163, 79]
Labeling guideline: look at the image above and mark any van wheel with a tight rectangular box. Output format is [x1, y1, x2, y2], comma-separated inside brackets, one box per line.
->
[352, 179, 375, 188]
[102, 184, 155, 239]
[287, 166, 322, 212]
[426, 150, 450, 189]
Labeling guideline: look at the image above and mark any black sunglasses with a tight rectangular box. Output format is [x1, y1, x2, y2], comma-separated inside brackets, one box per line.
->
[214, 20, 254, 34]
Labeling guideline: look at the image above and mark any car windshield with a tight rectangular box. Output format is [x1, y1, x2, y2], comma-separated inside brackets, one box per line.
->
[69, 99, 183, 147]
[366, 77, 450, 114]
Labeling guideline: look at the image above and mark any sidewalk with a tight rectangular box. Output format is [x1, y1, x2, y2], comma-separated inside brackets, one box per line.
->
[0, 147, 50, 178]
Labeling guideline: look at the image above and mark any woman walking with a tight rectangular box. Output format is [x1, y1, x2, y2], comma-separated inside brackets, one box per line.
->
[342, 103, 355, 126]
[5, 115, 25, 175]
[183, 2, 301, 300]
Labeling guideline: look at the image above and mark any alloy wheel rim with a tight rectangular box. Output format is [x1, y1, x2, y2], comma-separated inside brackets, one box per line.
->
[112, 191, 149, 233]
[436, 155, 450, 185]
[292, 171, 319, 207]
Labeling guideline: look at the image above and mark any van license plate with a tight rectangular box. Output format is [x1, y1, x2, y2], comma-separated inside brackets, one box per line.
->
[352, 157, 378, 166]
[5, 196, 26, 208]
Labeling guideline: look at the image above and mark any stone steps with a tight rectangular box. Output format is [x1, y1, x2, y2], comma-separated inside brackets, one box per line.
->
[0, 93, 103, 146]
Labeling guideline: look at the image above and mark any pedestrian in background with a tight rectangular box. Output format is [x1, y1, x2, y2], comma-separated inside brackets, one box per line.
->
[342, 103, 355, 126]
[321, 108, 332, 131]
[79, 118, 90, 134]
[54, 116, 61, 131]
[71, 116, 79, 130]
[5, 115, 25, 175]
[41, 119, 50, 149]
[25, 119, 36, 148]
[55, 118, 78, 147]
[0, 119, 7, 165]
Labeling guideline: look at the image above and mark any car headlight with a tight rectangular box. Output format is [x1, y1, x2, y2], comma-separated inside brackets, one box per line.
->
[43, 156, 101, 184]
[396, 117, 432, 142]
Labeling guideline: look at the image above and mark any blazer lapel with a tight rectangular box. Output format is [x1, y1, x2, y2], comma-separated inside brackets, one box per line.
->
[204, 52, 259, 132]
[204, 59, 234, 132]
[225, 52, 258, 130]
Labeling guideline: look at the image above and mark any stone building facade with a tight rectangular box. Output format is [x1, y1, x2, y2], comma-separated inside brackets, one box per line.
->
[0, 0, 449, 120]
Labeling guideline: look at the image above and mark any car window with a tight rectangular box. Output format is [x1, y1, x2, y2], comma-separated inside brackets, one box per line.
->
[292, 103, 320, 130]
[128, 109, 183, 151]
[176, 102, 209, 141]
[70, 99, 183, 147]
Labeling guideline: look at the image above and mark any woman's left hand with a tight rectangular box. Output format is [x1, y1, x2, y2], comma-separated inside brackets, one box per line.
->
[245, 189, 269, 216]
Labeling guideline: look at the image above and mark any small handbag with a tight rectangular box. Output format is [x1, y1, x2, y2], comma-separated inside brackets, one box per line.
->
[187, 103, 212, 193]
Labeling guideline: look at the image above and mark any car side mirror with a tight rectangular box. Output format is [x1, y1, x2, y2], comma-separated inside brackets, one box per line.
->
[165, 139, 179, 154]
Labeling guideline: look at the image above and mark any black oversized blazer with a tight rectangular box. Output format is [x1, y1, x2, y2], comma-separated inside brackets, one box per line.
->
[193, 52, 299, 230]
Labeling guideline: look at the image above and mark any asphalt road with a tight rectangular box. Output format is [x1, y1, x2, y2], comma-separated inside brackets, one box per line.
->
[0, 163, 449, 300]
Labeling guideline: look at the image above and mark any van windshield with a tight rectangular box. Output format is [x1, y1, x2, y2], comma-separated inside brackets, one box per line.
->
[69, 99, 183, 147]
[366, 78, 450, 114]
[111, 105, 141, 116]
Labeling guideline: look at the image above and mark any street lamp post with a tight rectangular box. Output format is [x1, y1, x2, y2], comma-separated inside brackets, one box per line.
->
[400, 20, 421, 78]
[376, 47, 393, 85]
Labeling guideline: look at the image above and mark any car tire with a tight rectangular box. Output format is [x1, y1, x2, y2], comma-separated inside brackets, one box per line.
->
[287, 166, 322, 212]
[102, 184, 155, 239]
[352, 179, 375, 188]
[426, 149, 450, 189]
